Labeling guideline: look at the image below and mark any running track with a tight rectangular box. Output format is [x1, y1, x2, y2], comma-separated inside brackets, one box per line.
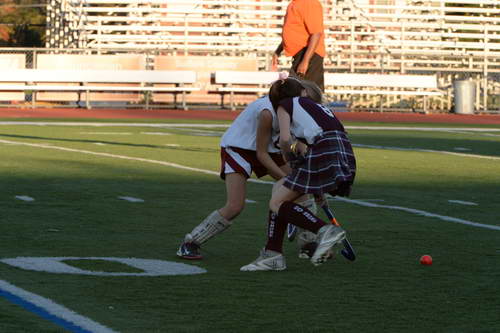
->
[1, 107, 500, 125]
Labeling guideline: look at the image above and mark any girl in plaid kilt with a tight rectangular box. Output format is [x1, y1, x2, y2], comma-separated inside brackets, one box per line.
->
[241, 78, 356, 271]
[178, 75, 318, 261]
[280, 99, 356, 196]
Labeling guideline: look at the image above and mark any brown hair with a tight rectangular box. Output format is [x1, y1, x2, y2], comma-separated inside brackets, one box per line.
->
[269, 77, 305, 111]
[300, 80, 323, 104]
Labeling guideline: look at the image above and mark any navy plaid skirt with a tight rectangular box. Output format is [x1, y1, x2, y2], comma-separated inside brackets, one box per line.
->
[283, 130, 356, 196]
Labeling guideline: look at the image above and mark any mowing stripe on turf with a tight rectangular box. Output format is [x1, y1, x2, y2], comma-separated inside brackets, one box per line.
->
[0, 279, 117, 333]
[1, 138, 498, 232]
[1, 121, 500, 132]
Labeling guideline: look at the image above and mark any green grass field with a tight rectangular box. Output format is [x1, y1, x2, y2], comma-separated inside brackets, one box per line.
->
[1, 119, 499, 332]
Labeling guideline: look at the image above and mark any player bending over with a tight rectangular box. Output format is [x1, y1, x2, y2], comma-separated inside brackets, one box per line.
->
[241, 78, 356, 271]
[176, 75, 319, 260]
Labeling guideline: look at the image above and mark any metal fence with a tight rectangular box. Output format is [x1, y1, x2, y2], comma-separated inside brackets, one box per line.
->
[34, 0, 500, 112]
[0, 47, 498, 112]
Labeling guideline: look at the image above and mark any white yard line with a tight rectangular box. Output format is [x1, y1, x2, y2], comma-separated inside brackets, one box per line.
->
[141, 132, 172, 136]
[0, 121, 230, 128]
[1, 138, 498, 231]
[346, 126, 500, 132]
[118, 196, 145, 203]
[3, 122, 499, 160]
[0, 279, 117, 333]
[0, 139, 220, 177]
[80, 132, 132, 135]
[443, 130, 500, 137]
[333, 197, 500, 231]
[15, 195, 35, 202]
[448, 200, 478, 206]
[353, 143, 500, 160]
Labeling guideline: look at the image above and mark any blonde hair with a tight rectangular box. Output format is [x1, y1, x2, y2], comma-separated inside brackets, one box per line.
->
[300, 80, 324, 104]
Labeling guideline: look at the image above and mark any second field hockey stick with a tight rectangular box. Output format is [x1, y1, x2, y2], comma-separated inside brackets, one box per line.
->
[320, 199, 356, 262]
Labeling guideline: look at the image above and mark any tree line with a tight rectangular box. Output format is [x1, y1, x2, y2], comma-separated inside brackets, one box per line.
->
[0, 0, 45, 47]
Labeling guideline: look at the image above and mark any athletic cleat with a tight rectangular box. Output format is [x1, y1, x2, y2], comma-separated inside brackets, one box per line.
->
[287, 224, 298, 241]
[240, 248, 286, 272]
[176, 242, 202, 260]
[311, 225, 345, 266]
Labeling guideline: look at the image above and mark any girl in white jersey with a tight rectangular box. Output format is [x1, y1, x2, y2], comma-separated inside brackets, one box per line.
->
[241, 78, 356, 271]
[177, 77, 321, 260]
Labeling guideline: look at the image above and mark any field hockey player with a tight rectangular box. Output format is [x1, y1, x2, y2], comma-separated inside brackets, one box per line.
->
[241, 78, 356, 271]
[176, 73, 318, 260]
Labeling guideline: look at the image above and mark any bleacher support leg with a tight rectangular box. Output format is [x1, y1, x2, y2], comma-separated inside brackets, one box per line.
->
[86, 89, 91, 110]
[230, 91, 235, 111]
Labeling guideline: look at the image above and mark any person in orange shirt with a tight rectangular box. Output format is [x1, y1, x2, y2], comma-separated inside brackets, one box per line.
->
[271, 0, 326, 91]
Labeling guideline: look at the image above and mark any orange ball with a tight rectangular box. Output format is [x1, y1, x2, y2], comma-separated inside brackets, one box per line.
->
[420, 255, 433, 266]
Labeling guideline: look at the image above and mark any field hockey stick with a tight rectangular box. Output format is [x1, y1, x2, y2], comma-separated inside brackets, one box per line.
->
[320, 199, 356, 262]
[287, 223, 297, 241]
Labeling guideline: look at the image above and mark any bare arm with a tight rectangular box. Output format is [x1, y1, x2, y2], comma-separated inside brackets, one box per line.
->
[256, 109, 287, 180]
[297, 32, 322, 76]
[274, 42, 284, 56]
[278, 106, 309, 169]
[277, 106, 294, 160]
[271, 42, 284, 71]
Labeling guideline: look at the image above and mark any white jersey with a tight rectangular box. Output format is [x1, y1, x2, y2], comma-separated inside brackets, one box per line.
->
[280, 96, 346, 144]
[220, 96, 280, 153]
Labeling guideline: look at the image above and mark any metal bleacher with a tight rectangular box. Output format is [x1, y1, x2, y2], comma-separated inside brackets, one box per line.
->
[40, 1, 500, 112]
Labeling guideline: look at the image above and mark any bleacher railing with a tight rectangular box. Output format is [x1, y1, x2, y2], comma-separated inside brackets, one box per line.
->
[16, 1, 500, 111]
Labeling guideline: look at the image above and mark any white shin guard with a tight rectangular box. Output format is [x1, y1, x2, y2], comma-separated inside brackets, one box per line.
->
[185, 210, 232, 245]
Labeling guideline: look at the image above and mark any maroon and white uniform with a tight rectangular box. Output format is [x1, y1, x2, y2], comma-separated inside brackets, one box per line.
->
[219, 96, 285, 179]
[279, 96, 356, 196]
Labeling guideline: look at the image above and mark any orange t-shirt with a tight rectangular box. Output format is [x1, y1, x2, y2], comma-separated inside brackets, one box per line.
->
[282, 0, 326, 58]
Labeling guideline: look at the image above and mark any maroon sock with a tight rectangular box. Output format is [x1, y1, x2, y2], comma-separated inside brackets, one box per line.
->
[265, 210, 287, 253]
[277, 201, 327, 233]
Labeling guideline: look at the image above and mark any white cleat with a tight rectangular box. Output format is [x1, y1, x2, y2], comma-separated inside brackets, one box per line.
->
[240, 248, 286, 272]
[311, 225, 345, 266]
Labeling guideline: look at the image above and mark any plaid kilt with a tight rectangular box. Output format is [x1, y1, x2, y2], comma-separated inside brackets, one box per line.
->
[284, 130, 356, 196]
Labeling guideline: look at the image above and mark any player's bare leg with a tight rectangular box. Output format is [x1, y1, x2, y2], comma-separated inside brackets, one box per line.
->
[177, 173, 245, 259]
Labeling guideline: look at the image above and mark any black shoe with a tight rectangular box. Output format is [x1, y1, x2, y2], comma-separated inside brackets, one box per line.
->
[176, 242, 202, 260]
